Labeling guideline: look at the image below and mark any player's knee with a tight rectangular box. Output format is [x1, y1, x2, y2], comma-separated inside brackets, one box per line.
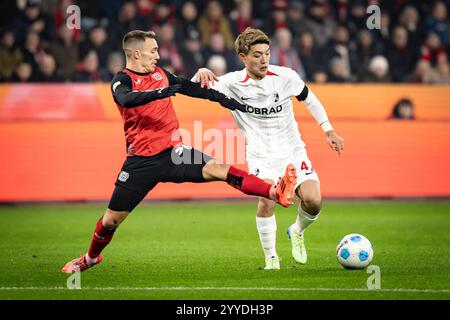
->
[103, 209, 128, 230]
[257, 198, 276, 217]
[202, 160, 230, 181]
[302, 193, 322, 215]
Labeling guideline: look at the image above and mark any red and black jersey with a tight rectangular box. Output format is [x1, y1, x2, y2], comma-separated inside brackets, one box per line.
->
[111, 67, 245, 157]
[112, 67, 181, 157]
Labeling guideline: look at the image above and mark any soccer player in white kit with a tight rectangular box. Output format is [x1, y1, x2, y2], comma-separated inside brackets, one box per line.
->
[193, 28, 344, 270]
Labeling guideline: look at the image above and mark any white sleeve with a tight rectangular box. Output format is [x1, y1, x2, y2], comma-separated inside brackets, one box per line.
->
[303, 89, 334, 133]
[284, 67, 333, 132]
[285, 67, 306, 97]
[191, 72, 233, 97]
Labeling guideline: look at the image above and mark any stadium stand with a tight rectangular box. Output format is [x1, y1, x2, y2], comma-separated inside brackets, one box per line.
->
[0, 0, 449, 201]
[0, 0, 449, 83]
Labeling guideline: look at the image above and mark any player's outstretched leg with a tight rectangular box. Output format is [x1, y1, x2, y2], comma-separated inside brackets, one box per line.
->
[287, 180, 321, 264]
[61, 209, 128, 273]
[203, 161, 297, 208]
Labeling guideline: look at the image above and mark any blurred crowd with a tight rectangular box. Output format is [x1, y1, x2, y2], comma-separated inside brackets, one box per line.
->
[0, 0, 449, 83]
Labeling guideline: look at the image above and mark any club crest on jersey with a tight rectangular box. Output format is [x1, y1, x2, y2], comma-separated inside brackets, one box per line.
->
[152, 72, 163, 81]
[118, 171, 129, 182]
[134, 78, 142, 86]
[273, 92, 280, 102]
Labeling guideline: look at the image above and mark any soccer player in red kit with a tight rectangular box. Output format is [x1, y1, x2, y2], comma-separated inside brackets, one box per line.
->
[61, 30, 297, 273]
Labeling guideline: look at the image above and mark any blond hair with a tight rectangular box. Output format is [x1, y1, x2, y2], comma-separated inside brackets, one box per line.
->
[234, 28, 271, 55]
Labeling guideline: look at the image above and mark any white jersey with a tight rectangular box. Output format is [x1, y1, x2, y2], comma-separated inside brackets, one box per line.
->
[210, 65, 306, 161]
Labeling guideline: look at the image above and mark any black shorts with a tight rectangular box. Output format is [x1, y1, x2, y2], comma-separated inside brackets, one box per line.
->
[108, 146, 213, 212]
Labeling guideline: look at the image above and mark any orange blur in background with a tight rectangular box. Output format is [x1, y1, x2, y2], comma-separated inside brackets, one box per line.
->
[0, 84, 449, 201]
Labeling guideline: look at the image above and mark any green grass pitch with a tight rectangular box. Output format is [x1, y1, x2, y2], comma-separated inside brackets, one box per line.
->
[0, 201, 449, 300]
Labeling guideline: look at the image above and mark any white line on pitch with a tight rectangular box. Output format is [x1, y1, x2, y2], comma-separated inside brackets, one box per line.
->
[0, 287, 449, 293]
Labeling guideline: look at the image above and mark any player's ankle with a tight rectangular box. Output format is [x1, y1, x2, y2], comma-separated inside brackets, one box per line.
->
[292, 224, 302, 235]
[269, 186, 277, 201]
[85, 254, 99, 266]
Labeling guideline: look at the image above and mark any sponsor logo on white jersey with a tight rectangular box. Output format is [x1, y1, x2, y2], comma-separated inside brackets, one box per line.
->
[246, 105, 283, 115]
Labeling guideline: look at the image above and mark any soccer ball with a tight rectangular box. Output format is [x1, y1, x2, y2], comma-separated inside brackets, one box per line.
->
[336, 234, 374, 269]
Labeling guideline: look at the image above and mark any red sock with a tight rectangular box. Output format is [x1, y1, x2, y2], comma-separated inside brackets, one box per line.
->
[226, 166, 273, 199]
[87, 216, 116, 259]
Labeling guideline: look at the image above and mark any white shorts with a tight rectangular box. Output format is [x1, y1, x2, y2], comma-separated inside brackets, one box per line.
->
[247, 149, 320, 193]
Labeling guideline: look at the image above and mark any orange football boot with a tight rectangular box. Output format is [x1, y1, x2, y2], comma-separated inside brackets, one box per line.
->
[276, 163, 297, 208]
[61, 254, 103, 273]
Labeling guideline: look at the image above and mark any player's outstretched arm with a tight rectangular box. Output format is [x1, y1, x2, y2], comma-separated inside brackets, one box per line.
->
[162, 69, 247, 113]
[111, 73, 183, 108]
[297, 86, 344, 156]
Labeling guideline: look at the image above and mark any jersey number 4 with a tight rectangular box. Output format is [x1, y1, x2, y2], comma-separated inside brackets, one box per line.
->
[300, 161, 310, 171]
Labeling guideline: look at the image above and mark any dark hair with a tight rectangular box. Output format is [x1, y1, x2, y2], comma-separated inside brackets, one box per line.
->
[391, 98, 415, 119]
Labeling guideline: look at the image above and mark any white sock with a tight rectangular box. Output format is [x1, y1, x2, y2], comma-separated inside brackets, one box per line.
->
[256, 215, 278, 258]
[294, 206, 319, 235]
[85, 254, 98, 266]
